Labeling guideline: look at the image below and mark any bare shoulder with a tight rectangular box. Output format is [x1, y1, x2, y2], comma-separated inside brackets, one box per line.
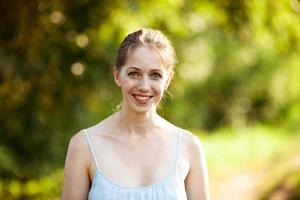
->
[179, 129, 211, 200]
[66, 130, 91, 168]
[62, 130, 92, 199]
[180, 129, 203, 148]
[68, 130, 88, 153]
[179, 129, 206, 162]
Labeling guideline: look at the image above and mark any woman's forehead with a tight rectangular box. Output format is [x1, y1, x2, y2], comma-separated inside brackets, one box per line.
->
[124, 46, 165, 70]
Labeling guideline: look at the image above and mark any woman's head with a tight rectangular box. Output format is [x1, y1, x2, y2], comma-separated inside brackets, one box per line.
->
[115, 28, 176, 83]
[113, 28, 176, 113]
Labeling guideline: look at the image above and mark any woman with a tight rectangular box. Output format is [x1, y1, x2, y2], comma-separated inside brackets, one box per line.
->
[62, 28, 210, 200]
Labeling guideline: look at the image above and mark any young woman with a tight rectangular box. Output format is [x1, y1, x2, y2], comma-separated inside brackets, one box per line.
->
[62, 28, 210, 200]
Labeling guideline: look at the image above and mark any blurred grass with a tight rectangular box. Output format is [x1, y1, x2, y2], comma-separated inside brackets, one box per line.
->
[0, 125, 299, 199]
[199, 125, 300, 178]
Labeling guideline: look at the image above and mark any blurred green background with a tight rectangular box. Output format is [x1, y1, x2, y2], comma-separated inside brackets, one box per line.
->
[1, 0, 300, 199]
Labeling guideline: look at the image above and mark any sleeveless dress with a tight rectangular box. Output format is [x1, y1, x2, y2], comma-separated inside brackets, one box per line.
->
[84, 128, 188, 200]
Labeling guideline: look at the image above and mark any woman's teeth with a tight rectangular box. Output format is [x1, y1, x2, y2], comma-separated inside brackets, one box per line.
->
[135, 95, 150, 101]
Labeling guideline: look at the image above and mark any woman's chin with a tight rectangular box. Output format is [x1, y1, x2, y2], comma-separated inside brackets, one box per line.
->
[129, 103, 157, 114]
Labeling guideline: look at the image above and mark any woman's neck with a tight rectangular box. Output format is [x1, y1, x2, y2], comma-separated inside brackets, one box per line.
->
[116, 107, 162, 138]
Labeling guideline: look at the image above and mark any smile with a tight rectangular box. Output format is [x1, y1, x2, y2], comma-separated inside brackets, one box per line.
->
[132, 94, 153, 104]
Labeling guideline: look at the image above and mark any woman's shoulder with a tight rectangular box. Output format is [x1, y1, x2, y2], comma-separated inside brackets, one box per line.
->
[67, 130, 90, 156]
[64, 129, 92, 174]
[161, 117, 203, 148]
[178, 128, 206, 160]
[179, 128, 202, 144]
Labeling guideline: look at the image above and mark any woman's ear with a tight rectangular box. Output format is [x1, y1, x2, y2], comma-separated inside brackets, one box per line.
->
[113, 67, 121, 87]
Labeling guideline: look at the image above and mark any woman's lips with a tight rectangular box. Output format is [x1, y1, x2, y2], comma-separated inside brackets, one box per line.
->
[132, 94, 153, 104]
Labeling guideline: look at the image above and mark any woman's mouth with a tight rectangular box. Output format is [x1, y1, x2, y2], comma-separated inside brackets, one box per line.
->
[132, 94, 153, 104]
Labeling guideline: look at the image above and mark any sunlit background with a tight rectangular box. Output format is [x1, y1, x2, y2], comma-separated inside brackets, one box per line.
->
[1, 0, 300, 199]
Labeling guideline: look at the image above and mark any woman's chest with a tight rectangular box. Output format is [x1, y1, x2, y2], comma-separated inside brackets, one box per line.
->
[89, 135, 190, 187]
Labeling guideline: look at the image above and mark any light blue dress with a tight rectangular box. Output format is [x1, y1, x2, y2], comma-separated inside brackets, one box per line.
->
[84, 128, 188, 200]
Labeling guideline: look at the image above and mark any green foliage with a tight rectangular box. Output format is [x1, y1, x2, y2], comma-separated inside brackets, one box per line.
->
[0, 170, 63, 200]
[163, 0, 300, 129]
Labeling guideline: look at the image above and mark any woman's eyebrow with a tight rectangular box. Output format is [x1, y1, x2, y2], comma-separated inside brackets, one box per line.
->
[127, 67, 140, 71]
[150, 69, 163, 73]
[127, 66, 163, 72]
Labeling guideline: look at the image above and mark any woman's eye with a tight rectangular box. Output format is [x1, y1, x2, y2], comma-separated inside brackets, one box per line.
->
[150, 73, 162, 79]
[128, 72, 139, 78]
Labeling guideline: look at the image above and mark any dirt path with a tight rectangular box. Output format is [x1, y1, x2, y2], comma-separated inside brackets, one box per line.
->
[211, 170, 266, 200]
[210, 154, 300, 200]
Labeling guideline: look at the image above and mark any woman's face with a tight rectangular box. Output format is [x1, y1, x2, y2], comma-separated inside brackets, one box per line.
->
[114, 45, 170, 113]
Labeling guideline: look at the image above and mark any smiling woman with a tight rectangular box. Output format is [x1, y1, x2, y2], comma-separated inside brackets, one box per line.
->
[61, 28, 210, 200]
[114, 45, 168, 113]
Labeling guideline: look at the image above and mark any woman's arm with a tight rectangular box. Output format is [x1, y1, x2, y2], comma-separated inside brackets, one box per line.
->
[185, 133, 211, 200]
[61, 131, 91, 200]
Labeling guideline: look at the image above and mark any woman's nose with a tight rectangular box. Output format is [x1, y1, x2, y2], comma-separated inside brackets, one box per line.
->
[137, 77, 150, 91]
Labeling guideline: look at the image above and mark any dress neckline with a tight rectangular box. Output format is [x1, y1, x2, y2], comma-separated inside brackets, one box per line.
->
[92, 166, 177, 190]
[86, 128, 181, 190]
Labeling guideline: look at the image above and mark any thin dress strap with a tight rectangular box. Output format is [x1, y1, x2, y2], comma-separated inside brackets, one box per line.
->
[175, 128, 181, 169]
[84, 129, 100, 170]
